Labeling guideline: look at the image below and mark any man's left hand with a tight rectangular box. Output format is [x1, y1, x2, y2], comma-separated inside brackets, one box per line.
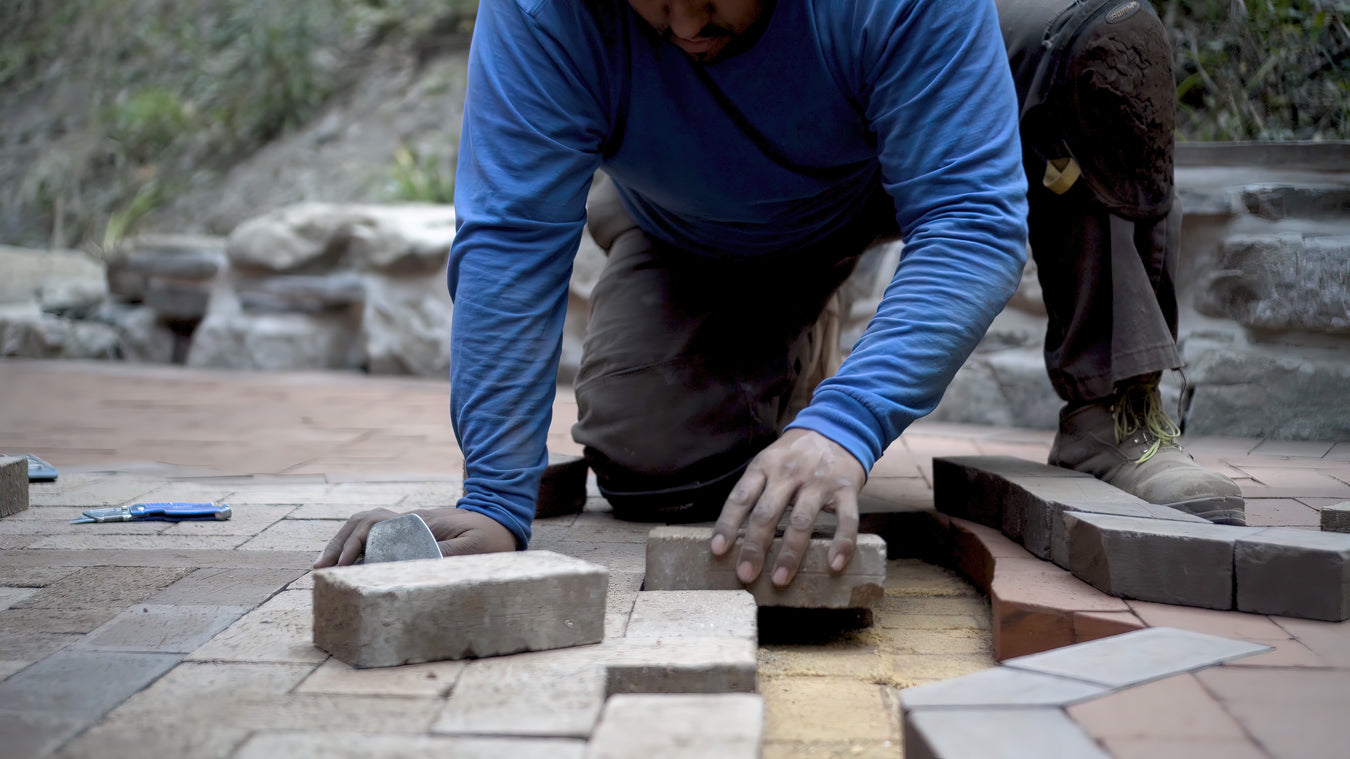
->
[710, 428, 865, 588]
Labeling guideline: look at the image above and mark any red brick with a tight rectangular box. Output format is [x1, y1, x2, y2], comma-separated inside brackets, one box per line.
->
[1072, 611, 1145, 643]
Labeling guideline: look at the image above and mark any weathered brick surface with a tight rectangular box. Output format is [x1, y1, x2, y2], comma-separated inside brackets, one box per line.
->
[1235, 527, 1350, 621]
[313, 551, 608, 667]
[1321, 501, 1350, 533]
[644, 526, 885, 609]
[1066, 513, 1242, 610]
[0, 456, 28, 518]
[586, 694, 763, 759]
[625, 590, 757, 643]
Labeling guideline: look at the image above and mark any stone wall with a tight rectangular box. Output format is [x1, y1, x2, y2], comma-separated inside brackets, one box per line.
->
[927, 142, 1350, 440]
[2, 143, 1346, 440]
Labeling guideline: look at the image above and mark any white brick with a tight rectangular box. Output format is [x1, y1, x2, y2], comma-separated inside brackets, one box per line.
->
[313, 551, 608, 668]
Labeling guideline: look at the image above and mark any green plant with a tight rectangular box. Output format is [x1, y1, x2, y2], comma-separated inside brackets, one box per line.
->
[1160, 0, 1350, 140]
[99, 181, 163, 259]
[389, 144, 456, 204]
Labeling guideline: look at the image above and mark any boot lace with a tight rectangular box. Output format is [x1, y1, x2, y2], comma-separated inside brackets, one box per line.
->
[1113, 383, 1181, 464]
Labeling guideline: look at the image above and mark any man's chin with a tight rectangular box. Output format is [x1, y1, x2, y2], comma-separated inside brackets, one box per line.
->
[673, 37, 733, 63]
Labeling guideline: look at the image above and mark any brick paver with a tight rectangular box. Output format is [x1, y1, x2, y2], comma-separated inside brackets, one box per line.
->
[1, 359, 1347, 757]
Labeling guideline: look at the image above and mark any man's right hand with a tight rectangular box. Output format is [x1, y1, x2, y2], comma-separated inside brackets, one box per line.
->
[312, 507, 517, 568]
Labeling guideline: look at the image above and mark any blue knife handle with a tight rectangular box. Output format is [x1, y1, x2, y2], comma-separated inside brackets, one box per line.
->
[129, 503, 232, 520]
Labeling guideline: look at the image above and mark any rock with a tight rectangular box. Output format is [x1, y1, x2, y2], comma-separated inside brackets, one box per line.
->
[1180, 334, 1350, 440]
[930, 348, 1061, 430]
[0, 302, 121, 359]
[226, 203, 456, 274]
[143, 278, 212, 321]
[359, 276, 453, 376]
[91, 303, 177, 364]
[0, 456, 28, 518]
[0, 246, 105, 305]
[1194, 233, 1350, 334]
[187, 310, 362, 371]
[237, 274, 366, 314]
[122, 234, 226, 279]
[37, 278, 108, 319]
[1241, 184, 1350, 221]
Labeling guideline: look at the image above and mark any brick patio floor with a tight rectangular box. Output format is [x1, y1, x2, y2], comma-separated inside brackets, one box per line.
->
[1, 359, 1346, 757]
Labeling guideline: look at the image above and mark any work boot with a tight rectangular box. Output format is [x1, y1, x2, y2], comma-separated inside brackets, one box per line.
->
[1048, 380, 1246, 525]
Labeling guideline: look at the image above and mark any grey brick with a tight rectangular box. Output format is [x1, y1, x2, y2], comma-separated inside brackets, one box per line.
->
[1236, 527, 1350, 621]
[905, 707, 1109, 759]
[1003, 627, 1272, 688]
[0, 456, 28, 518]
[1066, 512, 1243, 610]
[625, 591, 757, 643]
[586, 694, 763, 759]
[0, 650, 180, 719]
[1322, 501, 1350, 534]
[313, 551, 608, 667]
[147, 567, 306, 606]
[644, 526, 885, 610]
[899, 667, 1106, 710]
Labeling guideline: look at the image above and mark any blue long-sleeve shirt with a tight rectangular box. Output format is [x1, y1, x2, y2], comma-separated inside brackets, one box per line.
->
[449, 0, 1029, 547]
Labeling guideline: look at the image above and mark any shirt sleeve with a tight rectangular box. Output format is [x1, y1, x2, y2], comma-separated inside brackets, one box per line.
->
[448, 0, 611, 546]
[787, 0, 1030, 472]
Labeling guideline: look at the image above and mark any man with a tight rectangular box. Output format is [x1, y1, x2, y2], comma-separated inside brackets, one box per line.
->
[316, 0, 1244, 581]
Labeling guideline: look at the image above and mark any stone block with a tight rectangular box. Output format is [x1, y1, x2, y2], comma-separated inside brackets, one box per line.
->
[1066, 512, 1243, 610]
[625, 590, 757, 643]
[313, 551, 608, 667]
[1235, 527, 1350, 622]
[1322, 501, 1350, 534]
[586, 694, 763, 759]
[644, 526, 885, 610]
[905, 707, 1110, 759]
[0, 455, 28, 518]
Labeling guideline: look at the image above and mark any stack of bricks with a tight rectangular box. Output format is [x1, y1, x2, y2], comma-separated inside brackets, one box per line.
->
[934, 456, 1350, 622]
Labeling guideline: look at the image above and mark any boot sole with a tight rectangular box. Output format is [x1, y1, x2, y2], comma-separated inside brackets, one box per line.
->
[1158, 496, 1246, 526]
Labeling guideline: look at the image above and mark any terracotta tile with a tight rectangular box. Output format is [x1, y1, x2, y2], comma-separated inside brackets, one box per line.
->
[1073, 610, 1145, 643]
[1270, 615, 1350, 667]
[993, 557, 1130, 613]
[1244, 498, 1322, 528]
[1068, 673, 1247, 740]
[1235, 468, 1350, 499]
[1128, 601, 1292, 641]
[1198, 668, 1350, 759]
[1249, 440, 1336, 458]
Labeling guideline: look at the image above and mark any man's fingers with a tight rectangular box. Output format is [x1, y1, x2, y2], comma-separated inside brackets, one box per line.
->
[313, 508, 397, 568]
[737, 480, 794, 584]
[827, 493, 861, 573]
[712, 467, 765, 557]
[314, 521, 358, 568]
[771, 495, 820, 587]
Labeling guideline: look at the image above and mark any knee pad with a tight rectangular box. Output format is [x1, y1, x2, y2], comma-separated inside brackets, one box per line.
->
[1016, 0, 1177, 219]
